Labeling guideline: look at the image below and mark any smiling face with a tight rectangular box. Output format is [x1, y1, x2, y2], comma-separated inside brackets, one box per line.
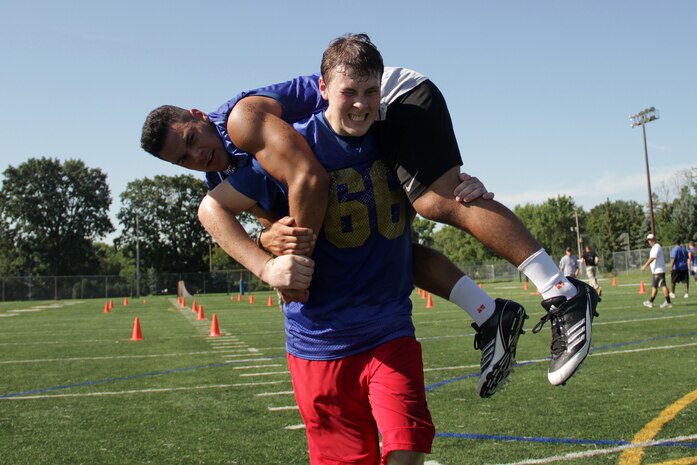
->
[319, 68, 381, 137]
[157, 110, 231, 172]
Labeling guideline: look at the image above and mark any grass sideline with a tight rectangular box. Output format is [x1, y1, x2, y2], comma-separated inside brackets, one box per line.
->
[1, 274, 696, 465]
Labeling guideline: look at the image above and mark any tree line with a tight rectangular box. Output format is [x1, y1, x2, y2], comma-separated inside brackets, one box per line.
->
[1, 157, 696, 280]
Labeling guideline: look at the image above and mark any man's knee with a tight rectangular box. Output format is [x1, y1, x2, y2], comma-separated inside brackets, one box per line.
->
[386, 450, 425, 465]
[411, 168, 462, 224]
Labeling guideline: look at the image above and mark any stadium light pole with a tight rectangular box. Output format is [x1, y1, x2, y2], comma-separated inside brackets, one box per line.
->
[629, 107, 659, 237]
[135, 212, 141, 297]
[574, 209, 582, 259]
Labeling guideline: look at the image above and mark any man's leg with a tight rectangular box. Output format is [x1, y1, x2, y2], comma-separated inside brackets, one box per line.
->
[413, 167, 599, 386]
[412, 244, 526, 397]
[386, 451, 425, 465]
[671, 275, 677, 297]
[413, 166, 540, 267]
[382, 79, 597, 386]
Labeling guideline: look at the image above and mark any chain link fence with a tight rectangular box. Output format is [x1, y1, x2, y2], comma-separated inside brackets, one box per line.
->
[611, 248, 652, 274]
[0, 269, 264, 302]
[1, 248, 656, 302]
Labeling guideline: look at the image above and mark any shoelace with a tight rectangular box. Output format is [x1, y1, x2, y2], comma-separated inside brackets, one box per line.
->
[532, 306, 567, 357]
[472, 323, 482, 351]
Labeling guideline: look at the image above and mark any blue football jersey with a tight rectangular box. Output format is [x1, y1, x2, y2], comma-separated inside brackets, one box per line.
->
[283, 112, 414, 360]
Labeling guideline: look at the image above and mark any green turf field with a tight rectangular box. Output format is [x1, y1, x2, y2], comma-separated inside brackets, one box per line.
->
[1, 274, 696, 465]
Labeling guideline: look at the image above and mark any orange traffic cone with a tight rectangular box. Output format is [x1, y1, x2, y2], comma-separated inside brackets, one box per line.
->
[425, 293, 434, 308]
[612, 276, 617, 286]
[249, 294, 255, 304]
[535, 287, 540, 296]
[523, 282, 529, 291]
[639, 280, 647, 294]
[109, 299, 114, 310]
[143, 299, 147, 305]
[209, 314, 221, 337]
[478, 282, 483, 289]
[237, 293, 242, 302]
[191, 299, 197, 313]
[103, 302, 110, 314]
[267, 295, 274, 307]
[130, 317, 143, 341]
[123, 297, 129, 306]
[197, 304, 205, 320]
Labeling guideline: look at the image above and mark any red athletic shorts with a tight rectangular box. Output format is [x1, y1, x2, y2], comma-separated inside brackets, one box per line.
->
[287, 337, 435, 465]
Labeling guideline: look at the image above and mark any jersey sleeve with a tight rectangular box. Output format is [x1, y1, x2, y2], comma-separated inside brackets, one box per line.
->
[246, 73, 327, 122]
[226, 159, 289, 216]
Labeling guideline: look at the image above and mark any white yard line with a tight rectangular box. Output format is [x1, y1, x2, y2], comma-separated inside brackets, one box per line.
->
[0, 381, 289, 401]
[491, 434, 697, 465]
[239, 371, 290, 377]
[256, 391, 295, 397]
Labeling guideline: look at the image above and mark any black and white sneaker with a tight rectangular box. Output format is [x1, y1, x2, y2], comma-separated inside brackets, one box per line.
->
[533, 277, 600, 386]
[472, 299, 527, 398]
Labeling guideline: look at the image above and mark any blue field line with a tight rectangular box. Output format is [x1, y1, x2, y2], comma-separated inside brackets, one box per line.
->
[4, 330, 695, 400]
[435, 432, 697, 449]
[0, 356, 283, 399]
[425, 361, 538, 392]
[591, 331, 697, 351]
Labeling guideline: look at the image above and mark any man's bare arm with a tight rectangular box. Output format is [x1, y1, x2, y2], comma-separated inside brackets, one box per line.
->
[227, 96, 328, 253]
[198, 182, 314, 292]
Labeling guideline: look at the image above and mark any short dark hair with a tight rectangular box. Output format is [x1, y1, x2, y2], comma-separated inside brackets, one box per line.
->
[321, 33, 384, 85]
[140, 105, 194, 157]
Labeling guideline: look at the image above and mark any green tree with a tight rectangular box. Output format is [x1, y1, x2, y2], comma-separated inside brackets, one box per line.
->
[586, 199, 645, 271]
[514, 195, 579, 259]
[92, 242, 132, 275]
[431, 225, 496, 267]
[116, 175, 210, 273]
[667, 186, 697, 243]
[411, 216, 436, 247]
[0, 157, 113, 275]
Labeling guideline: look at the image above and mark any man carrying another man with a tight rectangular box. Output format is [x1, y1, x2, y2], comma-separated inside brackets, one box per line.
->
[141, 37, 600, 390]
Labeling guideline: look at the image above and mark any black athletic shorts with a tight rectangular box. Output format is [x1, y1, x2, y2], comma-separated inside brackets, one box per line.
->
[671, 269, 689, 283]
[652, 273, 667, 289]
[375, 80, 463, 203]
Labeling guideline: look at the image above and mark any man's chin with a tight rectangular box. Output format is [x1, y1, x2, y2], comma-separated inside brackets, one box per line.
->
[210, 156, 231, 172]
[343, 123, 370, 137]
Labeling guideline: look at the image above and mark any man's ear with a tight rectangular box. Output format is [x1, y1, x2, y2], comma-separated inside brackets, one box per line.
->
[319, 76, 329, 100]
[189, 108, 209, 121]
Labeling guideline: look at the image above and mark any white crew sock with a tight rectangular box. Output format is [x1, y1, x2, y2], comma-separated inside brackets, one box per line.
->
[449, 275, 496, 326]
[517, 248, 577, 300]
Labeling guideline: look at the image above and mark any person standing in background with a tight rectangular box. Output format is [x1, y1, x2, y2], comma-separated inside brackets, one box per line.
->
[582, 245, 601, 296]
[669, 239, 690, 299]
[689, 241, 697, 290]
[559, 247, 579, 277]
[641, 234, 672, 308]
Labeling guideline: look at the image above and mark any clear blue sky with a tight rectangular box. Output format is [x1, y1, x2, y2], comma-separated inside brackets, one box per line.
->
[1, 1, 695, 242]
